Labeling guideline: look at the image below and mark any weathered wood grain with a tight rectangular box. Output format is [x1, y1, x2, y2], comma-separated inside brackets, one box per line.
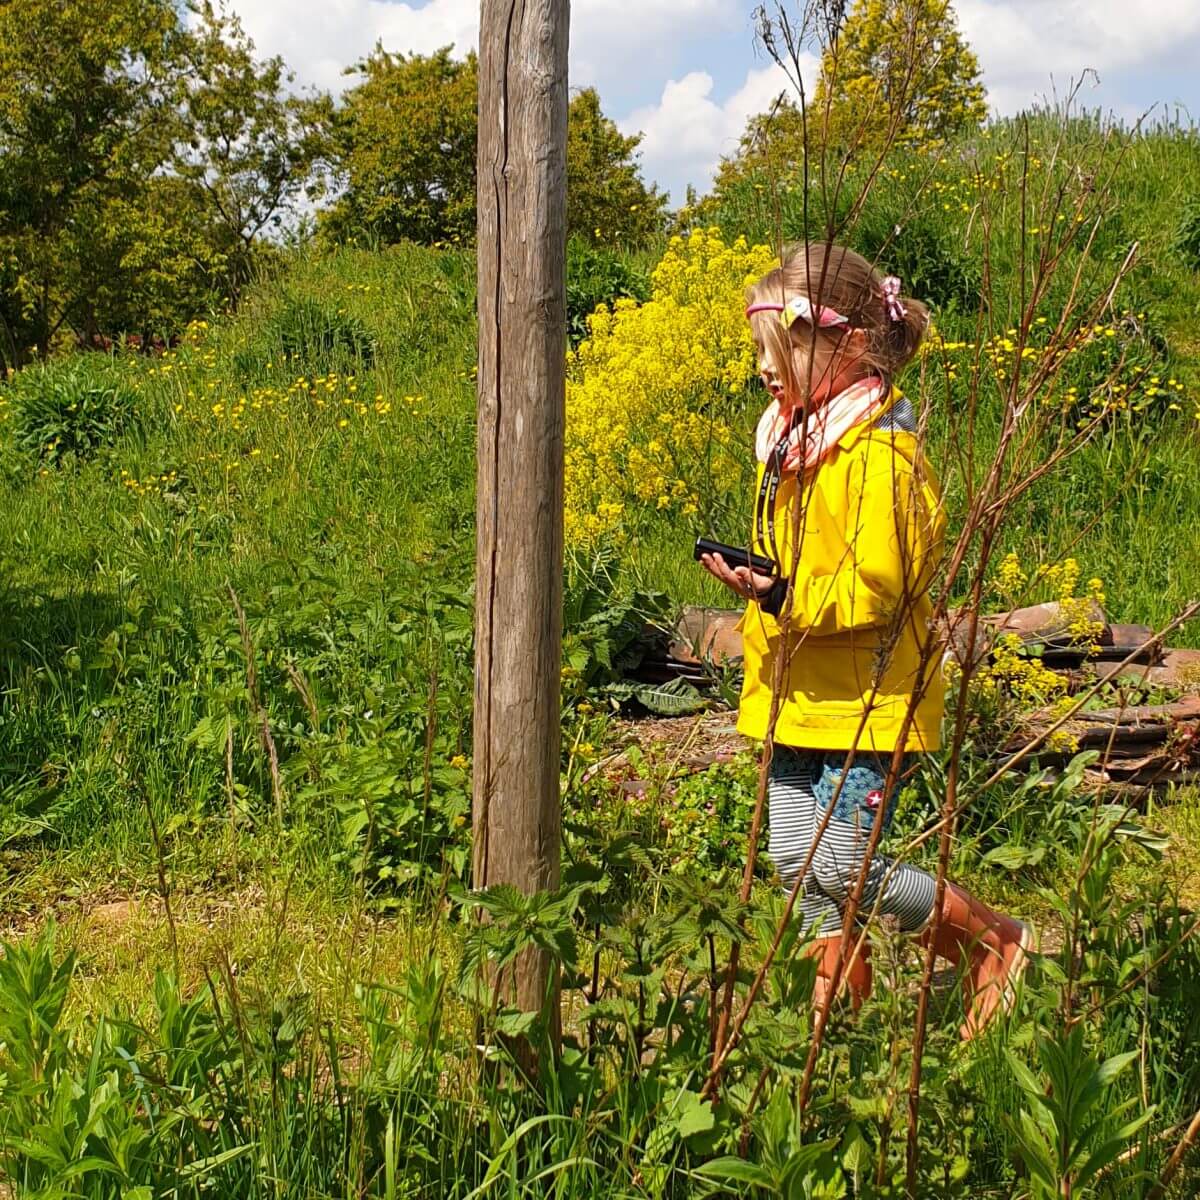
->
[473, 0, 570, 1035]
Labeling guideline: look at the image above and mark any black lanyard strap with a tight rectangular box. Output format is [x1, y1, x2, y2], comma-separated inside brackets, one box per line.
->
[755, 409, 800, 569]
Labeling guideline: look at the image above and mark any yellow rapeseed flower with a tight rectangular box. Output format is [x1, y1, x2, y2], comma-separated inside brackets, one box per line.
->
[564, 228, 774, 544]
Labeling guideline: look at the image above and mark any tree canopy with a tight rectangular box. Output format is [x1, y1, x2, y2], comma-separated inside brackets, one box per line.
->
[0, 9, 662, 363]
[317, 47, 478, 248]
[710, 0, 987, 200]
[565, 89, 668, 244]
[815, 0, 987, 149]
[0, 0, 322, 365]
[318, 50, 667, 248]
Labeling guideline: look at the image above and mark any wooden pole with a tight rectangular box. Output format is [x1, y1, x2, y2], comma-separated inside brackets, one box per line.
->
[473, 0, 569, 1045]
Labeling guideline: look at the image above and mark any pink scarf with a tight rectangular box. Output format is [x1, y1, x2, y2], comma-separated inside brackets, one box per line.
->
[754, 378, 889, 473]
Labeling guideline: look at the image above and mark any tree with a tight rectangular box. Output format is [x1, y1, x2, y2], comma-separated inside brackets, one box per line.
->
[814, 0, 987, 149]
[72, 178, 231, 347]
[708, 0, 986, 201]
[709, 97, 806, 199]
[0, 0, 323, 363]
[319, 47, 479, 247]
[566, 88, 667, 244]
[173, 3, 327, 302]
[319, 52, 665, 247]
[0, 0, 186, 360]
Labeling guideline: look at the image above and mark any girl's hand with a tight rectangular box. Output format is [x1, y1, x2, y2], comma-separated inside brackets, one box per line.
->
[700, 552, 776, 602]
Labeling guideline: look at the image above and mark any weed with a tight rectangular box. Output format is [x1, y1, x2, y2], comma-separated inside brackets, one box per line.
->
[240, 292, 377, 376]
[6, 357, 142, 465]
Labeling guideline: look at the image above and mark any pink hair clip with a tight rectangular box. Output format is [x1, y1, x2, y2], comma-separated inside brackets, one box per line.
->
[745, 296, 849, 329]
[881, 276, 906, 322]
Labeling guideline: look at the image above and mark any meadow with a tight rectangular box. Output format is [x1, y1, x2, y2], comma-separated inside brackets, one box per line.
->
[3, 113, 1200, 1196]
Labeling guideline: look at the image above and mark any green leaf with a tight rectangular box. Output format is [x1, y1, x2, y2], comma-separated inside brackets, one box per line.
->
[605, 677, 708, 716]
[695, 1156, 774, 1187]
[493, 1009, 537, 1038]
[840, 1122, 873, 1176]
[464, 1115, 575, 1200]
[983, 843, 1046, 870]
[176, 1141, 257, 1179]
[1095, 1049, 1139, 1087]
[1076, 1116, 1152, 1189]
[673, 1089, 716, 1140]
[1007, 1049, 1046, 1102]
[847, 1093, 889, 1121]
[780, 1142, 843, 1200]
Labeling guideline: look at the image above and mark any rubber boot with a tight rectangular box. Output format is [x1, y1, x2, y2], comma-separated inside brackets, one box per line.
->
[922, 881, 1034, 1039]
[809, 934, 873, 1013]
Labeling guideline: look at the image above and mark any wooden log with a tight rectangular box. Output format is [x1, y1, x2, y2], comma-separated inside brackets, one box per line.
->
[473, 0, 569, 1051]
[1065, 697, 1200, 727]
[668, 606, 745, 665]
[989, 600, 1111, 647]
[1073, 725, 1180, 750]
[1085, 649, 1200, 691]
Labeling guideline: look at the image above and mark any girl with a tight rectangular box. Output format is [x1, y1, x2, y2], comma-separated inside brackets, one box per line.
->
[700, 242, 1032, 1038]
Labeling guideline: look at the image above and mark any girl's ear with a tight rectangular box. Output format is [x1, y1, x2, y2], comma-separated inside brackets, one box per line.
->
[836, 327, 870, 368]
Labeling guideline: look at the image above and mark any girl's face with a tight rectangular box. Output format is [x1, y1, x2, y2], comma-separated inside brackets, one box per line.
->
[755, 323, 869, 409]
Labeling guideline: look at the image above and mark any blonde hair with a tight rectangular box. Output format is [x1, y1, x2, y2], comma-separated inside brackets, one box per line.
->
[746, 242, 929, 395]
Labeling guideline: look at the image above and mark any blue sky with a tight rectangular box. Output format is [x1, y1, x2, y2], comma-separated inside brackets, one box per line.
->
[231, 0, 1200, 202]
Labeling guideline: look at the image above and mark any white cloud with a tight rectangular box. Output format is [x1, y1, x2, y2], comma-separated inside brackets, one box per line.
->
[228, 0, 477, 92]
[226, 0, 758, 202]
[229, 0, 741, 97]
[956, 0, 1200, 115]
[620, 61, 807, 202]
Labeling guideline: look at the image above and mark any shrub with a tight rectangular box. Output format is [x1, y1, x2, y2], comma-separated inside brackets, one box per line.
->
[566, 240, 650, 346]
[852, 177, 982, 314]
[5, 358, 141, 465]
[257, 294, 377, 373]
[565, 227, 775, 545]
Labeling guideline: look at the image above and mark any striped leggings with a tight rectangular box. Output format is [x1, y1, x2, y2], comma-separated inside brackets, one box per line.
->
[767, 745, 936, 937]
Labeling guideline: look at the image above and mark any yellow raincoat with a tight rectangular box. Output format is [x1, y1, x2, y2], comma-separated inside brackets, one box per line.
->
[736, 393, 946, 752]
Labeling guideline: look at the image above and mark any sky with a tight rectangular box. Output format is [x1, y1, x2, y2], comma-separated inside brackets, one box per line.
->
[227, 0, 1200, 203]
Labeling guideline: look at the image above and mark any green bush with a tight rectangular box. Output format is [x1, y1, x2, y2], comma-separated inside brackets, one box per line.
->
[6, 358, 141, 465]
[566, 240, 650, 345]
[257, 294, 377, 373]
[852, 188, 982, 314]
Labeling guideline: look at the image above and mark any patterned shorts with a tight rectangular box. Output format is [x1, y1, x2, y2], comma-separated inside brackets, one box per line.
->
[766, 746, 934, 937]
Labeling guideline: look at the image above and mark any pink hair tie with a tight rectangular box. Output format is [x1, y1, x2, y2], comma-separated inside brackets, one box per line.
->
[881, 276, 906, 322]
